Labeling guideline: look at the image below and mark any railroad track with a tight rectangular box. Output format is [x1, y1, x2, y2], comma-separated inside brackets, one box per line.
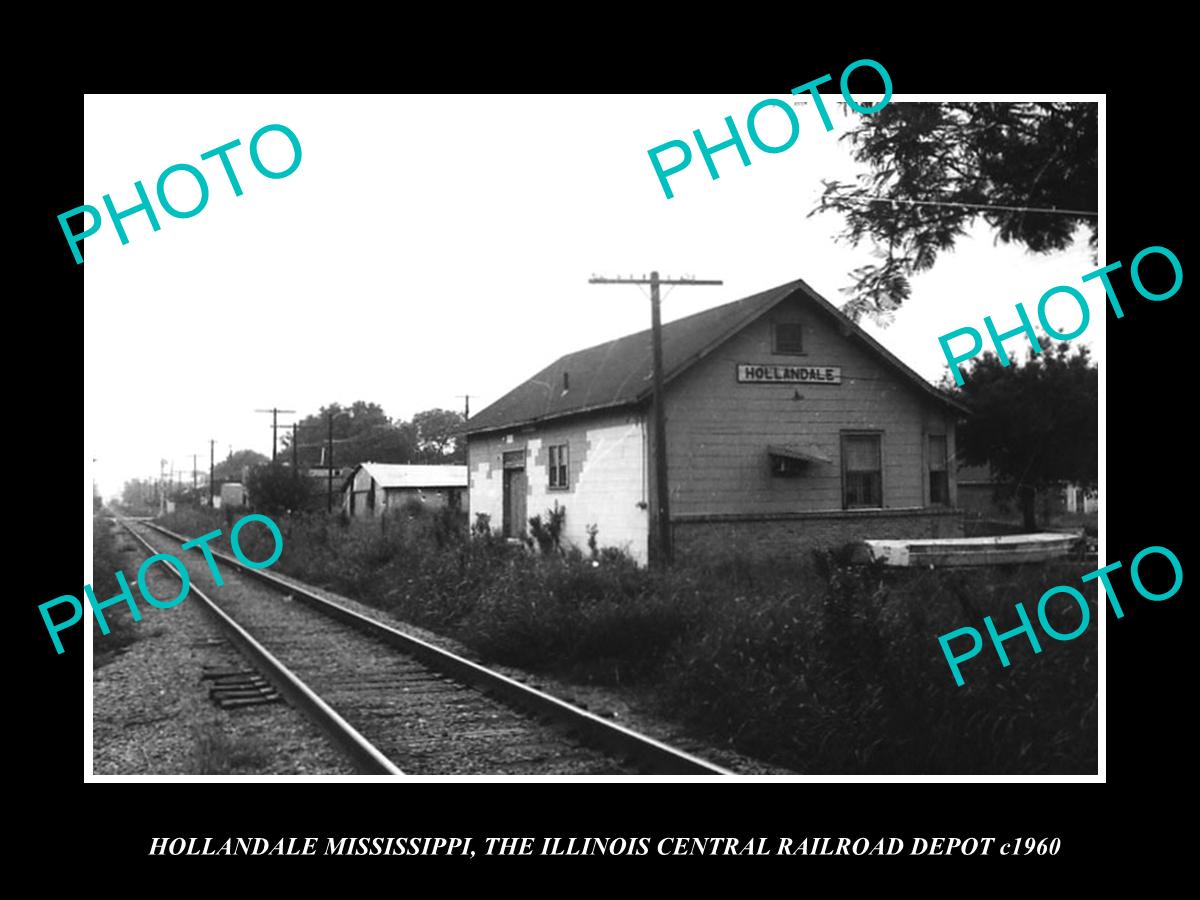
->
[114, 515, 731, 776]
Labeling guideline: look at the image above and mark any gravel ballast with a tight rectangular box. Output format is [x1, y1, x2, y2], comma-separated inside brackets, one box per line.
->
[92, 520, 355, 775]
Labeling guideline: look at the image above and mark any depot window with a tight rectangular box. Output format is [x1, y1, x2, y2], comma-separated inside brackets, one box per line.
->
[772, 322, 804, 355]
[548, 443, 569, 489]
[929, 434, 949, 505]
[842, 433, 882, 509]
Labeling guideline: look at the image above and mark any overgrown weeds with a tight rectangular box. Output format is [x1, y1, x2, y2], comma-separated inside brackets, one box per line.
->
[92, 515, 144, 667]
[159, 506, 1097, 774]
[190, 723, 271, 774]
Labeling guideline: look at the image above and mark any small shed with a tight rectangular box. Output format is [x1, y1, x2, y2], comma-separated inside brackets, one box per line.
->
[220, 482, 247, 508]
[342, 462, 467, 517]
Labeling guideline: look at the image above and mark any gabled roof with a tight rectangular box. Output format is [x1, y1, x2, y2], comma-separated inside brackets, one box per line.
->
[466, 278, 967, 435]
[349, 462, 467, 489]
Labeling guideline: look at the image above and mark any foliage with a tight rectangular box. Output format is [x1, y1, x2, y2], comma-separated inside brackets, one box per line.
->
[92, 515, 144, 665]
[191, 724, 271, 774]
[413, 408, 466, 462]
[527, 502, 566, 555]
[813, 102, 1098, 323]
[282, 401, 465, 468]
[213, 449, 269, 483]
[951, 339, 1097, 530]
[119, 477, 159, 514]
[245, 463, 315, 516]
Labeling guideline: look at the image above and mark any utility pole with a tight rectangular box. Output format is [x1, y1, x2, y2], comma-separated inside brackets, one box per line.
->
[291, 423, 299, 469]
[159, 459, 167, 514]
[209, 439, 216, 507]
[326, 409, 351, 513]
[192, 454, 198, 491]
[588, 271, 722, 565]
[255, 408, 296, 462]
[455, 394, 472, 419]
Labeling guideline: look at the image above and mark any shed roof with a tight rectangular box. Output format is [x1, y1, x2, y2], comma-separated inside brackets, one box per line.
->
[466, 278, 967, 435]
[349, 462, 467, 489]
[768, 444, 832, 465]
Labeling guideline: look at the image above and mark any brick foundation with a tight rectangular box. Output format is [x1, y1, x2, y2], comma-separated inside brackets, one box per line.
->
[672, 507, 963, 562]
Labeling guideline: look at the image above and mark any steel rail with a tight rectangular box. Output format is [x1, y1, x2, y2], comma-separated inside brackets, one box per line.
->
[142, 518, 733, 776]
[115, 516, 404, 775]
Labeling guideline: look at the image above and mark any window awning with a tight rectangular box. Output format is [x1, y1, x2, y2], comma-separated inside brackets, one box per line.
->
[768, 444, 831, 465]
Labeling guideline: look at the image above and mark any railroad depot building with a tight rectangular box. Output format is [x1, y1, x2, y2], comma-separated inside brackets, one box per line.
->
[465, 278, 967, 564]
[342, 462, 467, 518]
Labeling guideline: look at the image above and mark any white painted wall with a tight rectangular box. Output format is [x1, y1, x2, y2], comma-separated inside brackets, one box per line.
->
[468, 410, 650, 564]
[468, 435, 507, 532]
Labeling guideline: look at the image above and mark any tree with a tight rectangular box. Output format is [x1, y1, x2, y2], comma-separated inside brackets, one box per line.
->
[213, 449, 269, 483]
[120, 477, 158, 513]
[285, 401, 420, 469]
[353, 418, 419, 465]
[246, 463, 314, 516]
[951, 340, 1097, 531]
[813, 102, 1098, 323]
[413, 408, 466, 461]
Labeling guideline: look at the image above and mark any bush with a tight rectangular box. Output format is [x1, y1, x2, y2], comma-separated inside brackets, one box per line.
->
[245, 464, 315, 516]
[528, 502, 566, 555]
[92, 514, 145, 664]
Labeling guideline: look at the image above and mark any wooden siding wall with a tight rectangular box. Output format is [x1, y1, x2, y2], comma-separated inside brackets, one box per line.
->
[661, 295, 957, 517]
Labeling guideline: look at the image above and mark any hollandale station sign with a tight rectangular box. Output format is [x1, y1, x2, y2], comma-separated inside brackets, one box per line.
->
[735, 363, 843, 384]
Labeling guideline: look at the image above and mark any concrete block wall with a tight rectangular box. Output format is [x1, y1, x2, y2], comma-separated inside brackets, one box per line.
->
[468, 409, 650, 563]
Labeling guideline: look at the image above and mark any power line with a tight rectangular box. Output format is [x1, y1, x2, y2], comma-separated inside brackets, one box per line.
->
[839, 194, 1097, 217]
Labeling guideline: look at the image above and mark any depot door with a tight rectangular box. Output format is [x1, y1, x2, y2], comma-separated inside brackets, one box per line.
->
[502, 451, 527, 539]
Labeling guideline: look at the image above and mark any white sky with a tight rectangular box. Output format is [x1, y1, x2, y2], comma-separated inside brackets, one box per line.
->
[84, 94, 1102, 498]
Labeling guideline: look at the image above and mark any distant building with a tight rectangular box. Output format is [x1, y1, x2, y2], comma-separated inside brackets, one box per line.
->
[220, 482, 247, 508]
[956, 461, 1093, 525]
[304, 466, 355, 480]
[342, 462, 467, 517]
[955, 463, 999, 520]
[1063, 483, 1097, 515]
[304, 465, 355, 491]
[465, 278, 967, 564]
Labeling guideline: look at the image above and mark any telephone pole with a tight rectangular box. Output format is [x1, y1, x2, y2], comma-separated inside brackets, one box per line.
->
[326, 409, 350, 513]
[255, 407, 296, 462]
[209, 439, 216, 507]
[192, 454, 198, 491]
[588, 271, 722, 565]
[291, 423, 299, 469]
[455, 394, 472, 419]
